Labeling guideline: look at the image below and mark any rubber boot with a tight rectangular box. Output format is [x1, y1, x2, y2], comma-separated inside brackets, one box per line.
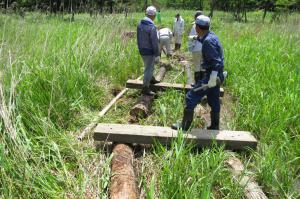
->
[141, 87, 155, 96]
[199, 71, 206, 80]
[171, 108, 194, 131]
[207, 111, 220, 130]
[194, 72, 201, 83]
[178, 44, 181, 50]
[150, 76, 160, 84]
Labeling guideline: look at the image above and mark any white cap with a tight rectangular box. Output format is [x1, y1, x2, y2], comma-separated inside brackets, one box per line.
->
[146, 6, 157, 16]
[195, 15, 210, 27]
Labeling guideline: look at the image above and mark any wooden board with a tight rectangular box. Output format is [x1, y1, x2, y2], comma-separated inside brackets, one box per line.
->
[227, 156, 268, 199]
[126, 79, 192, 91]
[126, 79, 224, 97]
[94, 124, 257, 150]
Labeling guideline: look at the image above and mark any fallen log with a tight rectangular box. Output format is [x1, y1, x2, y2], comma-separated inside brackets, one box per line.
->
[181, 60, 194, 85]
[94, 123, 257, 150]
[109, 143, 138, 199]
[227, 156, 268, 199]
[155, 61, 172, 82]
[130, 94, 154, 121]
[155, 66, 167, 82]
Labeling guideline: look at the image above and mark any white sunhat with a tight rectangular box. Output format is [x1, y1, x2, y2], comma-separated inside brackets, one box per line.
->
[146, 6, 157, 16]
[195, 15, 210, 27]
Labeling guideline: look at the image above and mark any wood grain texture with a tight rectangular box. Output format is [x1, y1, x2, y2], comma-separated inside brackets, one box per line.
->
[109, 144, 138, 199]
[227, 157, 268, 199]
[94, 123, 257, 150]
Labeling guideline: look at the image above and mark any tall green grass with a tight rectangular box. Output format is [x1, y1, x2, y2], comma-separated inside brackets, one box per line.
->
[0, 13, 141, 197]
[0, 11, 299, 198]
[137, 10, 300, 198]
[220, 16, 300, 197]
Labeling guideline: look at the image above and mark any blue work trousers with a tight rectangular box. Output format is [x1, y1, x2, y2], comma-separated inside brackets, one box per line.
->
[186, 75, 221, 113]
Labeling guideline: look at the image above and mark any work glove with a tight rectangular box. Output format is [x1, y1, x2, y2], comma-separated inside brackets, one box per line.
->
[155, 56, 160, 64]
[188, 35, 198, 41]
[208, 71, 218, 88]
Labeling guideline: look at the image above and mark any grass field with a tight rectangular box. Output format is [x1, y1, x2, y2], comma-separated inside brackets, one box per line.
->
[0, 10, 299, 198]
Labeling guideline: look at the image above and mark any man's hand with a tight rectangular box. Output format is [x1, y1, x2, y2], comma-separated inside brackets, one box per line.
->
[155, 56, 160, 64]
[208, 71, 218, 88]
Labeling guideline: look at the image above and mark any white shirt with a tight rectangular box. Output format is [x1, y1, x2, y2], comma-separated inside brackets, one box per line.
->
[173, 16, 184, 35]
[188, 23, 202, 53]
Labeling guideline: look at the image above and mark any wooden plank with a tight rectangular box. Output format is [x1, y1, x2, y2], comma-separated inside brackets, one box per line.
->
[126, 79, 192, 92]
[126, 79, 224, 97]
[109, 143, 139, 199]
[227, 156, 268, 199]
[94, 123, 257, 150]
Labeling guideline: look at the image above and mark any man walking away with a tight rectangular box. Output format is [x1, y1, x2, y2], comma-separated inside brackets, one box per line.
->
[188, 11, 205, 83]
[158, 27, 173, 57]
[173, 13, 184, 51]
[172, 15, 225, 131]
[137, 6, 160, 96]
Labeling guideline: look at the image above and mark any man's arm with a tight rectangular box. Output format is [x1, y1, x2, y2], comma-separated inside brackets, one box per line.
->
[150, 27, 160, 57]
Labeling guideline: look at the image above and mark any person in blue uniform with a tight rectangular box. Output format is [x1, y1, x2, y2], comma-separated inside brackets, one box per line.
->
[172, 15, 224, 130]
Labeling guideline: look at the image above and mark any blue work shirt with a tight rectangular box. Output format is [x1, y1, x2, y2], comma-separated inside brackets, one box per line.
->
[198, 31, 224, 72]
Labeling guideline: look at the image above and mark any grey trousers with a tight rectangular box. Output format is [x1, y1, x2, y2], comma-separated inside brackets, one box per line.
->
[142, 55, 155, 87]
[159, 36, 172, 56]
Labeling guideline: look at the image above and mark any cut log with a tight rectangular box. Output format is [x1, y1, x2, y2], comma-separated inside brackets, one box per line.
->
[155, 66, 167, 82]
[227, 156, 268, 199]
[109, 143, 138, 199]
[94, 123, 257, 150]
[155, 61, 172, 82]
[181, 60, 194, 85]
[126, 79, 224, 97]
[130, 94, 154, 119]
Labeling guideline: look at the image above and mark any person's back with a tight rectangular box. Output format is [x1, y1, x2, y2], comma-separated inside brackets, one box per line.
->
[158, 28, 172, 38]
[136, 6, 160, 96]
[158, 28, 172, 57]
[137, 17, 159, 56]
[200, 31, 224, 73]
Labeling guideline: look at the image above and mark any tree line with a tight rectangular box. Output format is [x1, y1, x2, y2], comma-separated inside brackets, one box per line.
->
[1, 0, 299, 21]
